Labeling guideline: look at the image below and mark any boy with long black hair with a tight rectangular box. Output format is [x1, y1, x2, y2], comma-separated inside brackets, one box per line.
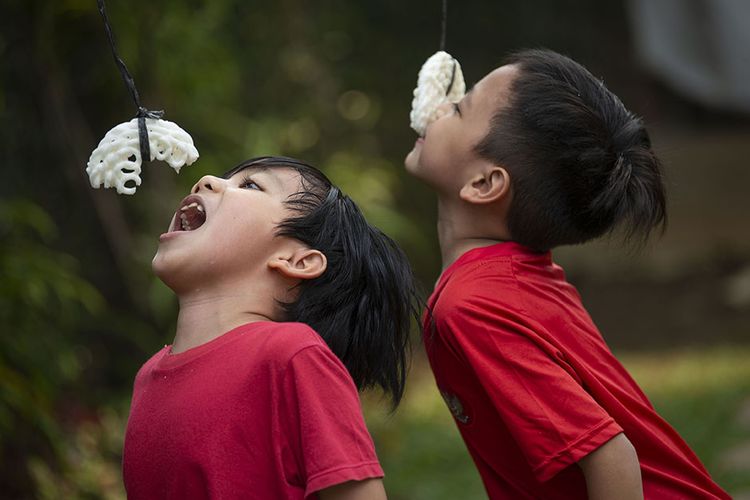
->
[123, 156, 416, 499]
[405, 49, 730, 499]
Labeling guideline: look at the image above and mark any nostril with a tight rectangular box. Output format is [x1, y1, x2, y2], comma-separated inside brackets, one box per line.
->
[193, 181, 213, 193]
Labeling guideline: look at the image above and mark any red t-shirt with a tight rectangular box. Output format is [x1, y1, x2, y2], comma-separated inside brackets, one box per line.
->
[423, 242, 730, 499]
[123, 321, 383, 499]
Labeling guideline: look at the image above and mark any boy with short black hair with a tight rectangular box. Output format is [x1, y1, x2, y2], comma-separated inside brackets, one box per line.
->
[405, 49, 730, 499]
[124, 156, 416, 499]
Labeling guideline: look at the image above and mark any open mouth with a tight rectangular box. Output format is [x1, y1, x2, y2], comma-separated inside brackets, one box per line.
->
[171, 195, 207, 232]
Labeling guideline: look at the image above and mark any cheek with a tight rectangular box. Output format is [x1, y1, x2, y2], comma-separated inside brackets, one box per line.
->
[423, 117, 460, 159]
[416, 135, 459, 187]
[210, 218, 277, 260]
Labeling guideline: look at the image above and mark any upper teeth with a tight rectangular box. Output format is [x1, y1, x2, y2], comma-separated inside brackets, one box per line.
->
[180, 202, 204, 212]
[178, 201, 204, 231]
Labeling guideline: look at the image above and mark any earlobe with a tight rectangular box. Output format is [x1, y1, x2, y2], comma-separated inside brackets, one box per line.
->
[268, 248, 327, 281]
[459, 167, 510, 204]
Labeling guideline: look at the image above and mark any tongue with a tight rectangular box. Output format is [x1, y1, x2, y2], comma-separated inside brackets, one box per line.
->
[180, 207, 206, 231]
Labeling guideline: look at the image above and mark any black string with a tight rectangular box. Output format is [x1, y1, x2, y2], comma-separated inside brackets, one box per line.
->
[96, 0, 163, 162]
[440, 0, 457, 97]
[447, 59, 456, 96]
[439, 0, 448, 51]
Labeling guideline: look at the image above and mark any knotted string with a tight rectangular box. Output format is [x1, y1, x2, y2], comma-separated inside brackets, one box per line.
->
[96, 0, 163, 162]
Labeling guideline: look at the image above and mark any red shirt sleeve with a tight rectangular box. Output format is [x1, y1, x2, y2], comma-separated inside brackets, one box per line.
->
[280, 344, 383, 498]
[442, 295, 623, 481]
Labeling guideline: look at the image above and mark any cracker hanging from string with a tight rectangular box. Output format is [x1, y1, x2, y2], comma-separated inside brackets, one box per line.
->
[409, 0, 466, 136]
[87, 0, 199, 195]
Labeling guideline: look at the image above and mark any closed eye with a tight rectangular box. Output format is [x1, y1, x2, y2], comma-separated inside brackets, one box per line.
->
[453, 102, 462, 116]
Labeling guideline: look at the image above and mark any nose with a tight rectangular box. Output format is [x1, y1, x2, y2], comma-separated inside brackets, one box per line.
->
[192, 175, 225, 194]
[424, 100, 453, 133]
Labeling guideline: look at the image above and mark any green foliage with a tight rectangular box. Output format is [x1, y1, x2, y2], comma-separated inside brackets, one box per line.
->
[29, 407, 127, 500]
[0, 199, 106, 495]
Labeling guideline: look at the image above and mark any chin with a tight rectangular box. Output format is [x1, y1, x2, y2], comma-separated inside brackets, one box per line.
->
[151, 248, 192, 294]
[404, 146, 423, 177]
[405, 151, 440, 188]
[151, 253, 176, 291]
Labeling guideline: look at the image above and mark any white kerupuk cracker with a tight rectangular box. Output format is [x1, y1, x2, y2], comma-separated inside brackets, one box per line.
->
[86, 118, 199, 195]
[410, 51, 466, 136]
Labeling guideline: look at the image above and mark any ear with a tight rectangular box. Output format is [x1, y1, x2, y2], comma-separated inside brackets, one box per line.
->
[268, 248, 327, 281]
[459, 166, 510, 204]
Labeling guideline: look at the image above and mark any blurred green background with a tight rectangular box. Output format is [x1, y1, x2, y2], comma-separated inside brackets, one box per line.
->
[2, 0, 749, 498]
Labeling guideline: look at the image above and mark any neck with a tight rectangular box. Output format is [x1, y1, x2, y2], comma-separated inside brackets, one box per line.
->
[171, 286, 275, 354]
[436, 196, 509, 271]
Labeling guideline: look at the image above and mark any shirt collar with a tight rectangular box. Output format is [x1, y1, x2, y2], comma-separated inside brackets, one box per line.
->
[437, 241, 551, 287]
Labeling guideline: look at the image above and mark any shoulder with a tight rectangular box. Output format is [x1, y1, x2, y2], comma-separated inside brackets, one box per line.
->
[430, 255, 559, 345]
[267, 325, 356, 393]
[436, 256, 522, 318]
[436, 248, 560, 314]
[132, 346, 169, 386]
[137, 345, 170, 372]
[246, 321, 332, 365]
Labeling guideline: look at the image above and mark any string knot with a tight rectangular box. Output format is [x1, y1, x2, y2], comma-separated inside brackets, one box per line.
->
[136, 108, 164, 162]
[138, 107, 164, 120]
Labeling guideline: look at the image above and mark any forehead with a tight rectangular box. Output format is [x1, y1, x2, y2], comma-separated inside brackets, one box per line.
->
[472, 64, 519, 108]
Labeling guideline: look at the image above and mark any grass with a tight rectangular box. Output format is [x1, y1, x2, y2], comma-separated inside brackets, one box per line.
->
[364, 344, 750, 499]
